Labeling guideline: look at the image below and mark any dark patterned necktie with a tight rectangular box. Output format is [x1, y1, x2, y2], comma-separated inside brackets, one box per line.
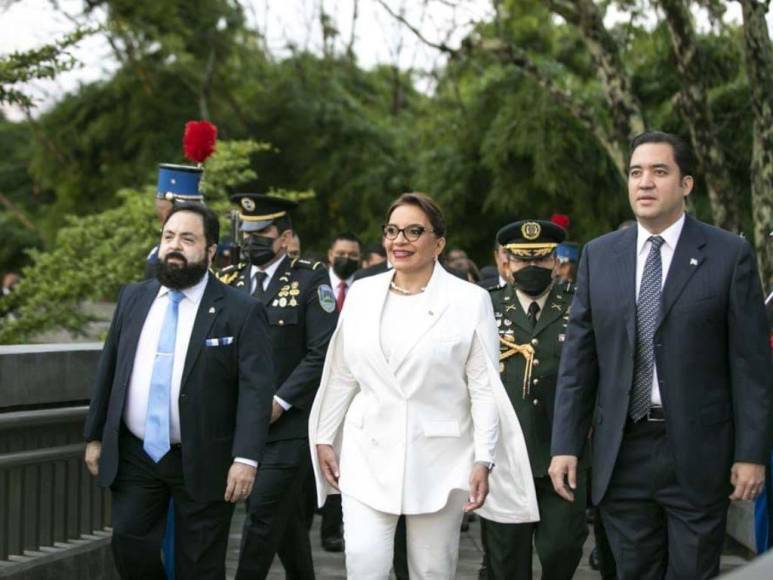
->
[630, 235, 665, 421]
[527, 301, 540, 330]
[253, 271, 268, 301]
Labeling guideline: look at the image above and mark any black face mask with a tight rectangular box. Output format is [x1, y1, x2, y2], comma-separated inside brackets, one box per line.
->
[512, 265, 553, 297]
[157, 252, 209, 290]
[245, 236, 277, 266]
[332, 257, 359, 280]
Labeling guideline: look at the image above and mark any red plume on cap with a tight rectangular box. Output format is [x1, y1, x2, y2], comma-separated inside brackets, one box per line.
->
[551, 213, 570, 230]
[183, 120, 218, 164]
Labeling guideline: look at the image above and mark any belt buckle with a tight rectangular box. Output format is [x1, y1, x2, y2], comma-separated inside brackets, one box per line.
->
[646, 407, 665, 422]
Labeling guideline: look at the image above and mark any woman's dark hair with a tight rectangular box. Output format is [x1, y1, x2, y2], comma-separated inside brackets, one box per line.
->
[164, 203, 220, 248]
[385, 192, 446, 238]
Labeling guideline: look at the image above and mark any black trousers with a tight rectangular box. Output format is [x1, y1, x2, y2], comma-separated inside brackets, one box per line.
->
[482, 475, 588, 580]
[110, 430, 234, 580]
[235, 438, 315, 580]
[320, 494, 343, 540]
[600, 420, 729, 580]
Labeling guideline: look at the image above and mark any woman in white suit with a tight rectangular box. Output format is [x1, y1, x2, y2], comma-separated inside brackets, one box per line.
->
[309, 193, 538, 579]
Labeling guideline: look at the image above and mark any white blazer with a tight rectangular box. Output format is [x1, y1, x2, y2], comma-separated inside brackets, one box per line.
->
[309, 264, 539, 523]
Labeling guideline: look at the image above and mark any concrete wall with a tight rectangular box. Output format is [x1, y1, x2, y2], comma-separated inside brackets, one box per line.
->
[0, 343, 102, 408]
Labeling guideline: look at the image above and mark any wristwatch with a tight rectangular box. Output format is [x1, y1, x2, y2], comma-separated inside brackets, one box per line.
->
[475, 461, 495, 472]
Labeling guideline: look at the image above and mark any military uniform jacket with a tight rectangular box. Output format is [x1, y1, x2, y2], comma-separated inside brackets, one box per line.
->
[218, 255, 338, 442]
[490, 281, 585, 478]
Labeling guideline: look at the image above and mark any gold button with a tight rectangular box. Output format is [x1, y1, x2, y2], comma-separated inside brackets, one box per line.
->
[532, 378, 539, 386]
[278, 320, 285, 326]
[531, 338, 539, 346]
[533, 359, 540, 367]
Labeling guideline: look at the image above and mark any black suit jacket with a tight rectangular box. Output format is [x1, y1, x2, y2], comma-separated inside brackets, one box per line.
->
[84, 275, 274, 502]
[552, 215, 771, 506]
[221, 255, 337, 441]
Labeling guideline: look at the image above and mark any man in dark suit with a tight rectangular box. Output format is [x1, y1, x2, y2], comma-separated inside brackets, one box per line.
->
[218, 194, 337, 580]
[84, 204, 274, 580]
[549, 131, 771, 579]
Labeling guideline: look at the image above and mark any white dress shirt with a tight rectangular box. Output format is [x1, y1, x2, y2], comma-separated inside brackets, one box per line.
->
[124, 273, 209, 443]
[250, 257, 283, 294]
[252, 257, 292, 412]
[635, 213, 685, 406]
[329, 267, 354, 296]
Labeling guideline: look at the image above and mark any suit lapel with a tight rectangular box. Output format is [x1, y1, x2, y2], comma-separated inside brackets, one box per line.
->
[180, 276, 224, 389]
[388, 265, 450, 374]
[122, 280, 161, 375]
[263, 256, 292, 304]
[507, 286, 534, 335]
[657, 215, 706, 328]
[614, 226, 638, 348]
[533, 286, 565, 336]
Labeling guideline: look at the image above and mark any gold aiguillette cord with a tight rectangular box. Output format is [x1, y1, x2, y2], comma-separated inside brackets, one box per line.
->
[498, 337, 535, 398]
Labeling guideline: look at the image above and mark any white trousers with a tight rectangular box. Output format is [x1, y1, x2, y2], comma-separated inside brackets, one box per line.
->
[341, 490, 467, 580]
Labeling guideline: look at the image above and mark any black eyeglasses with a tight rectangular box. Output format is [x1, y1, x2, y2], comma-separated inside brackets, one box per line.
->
[382, 224, 435, 242]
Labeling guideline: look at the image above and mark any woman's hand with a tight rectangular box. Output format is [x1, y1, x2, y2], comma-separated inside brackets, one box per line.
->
[464, 463, 490, 512]
[317, 444, 340, 490]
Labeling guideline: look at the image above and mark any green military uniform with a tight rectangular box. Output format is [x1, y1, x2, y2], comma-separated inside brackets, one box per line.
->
[481, 220, 588, 580]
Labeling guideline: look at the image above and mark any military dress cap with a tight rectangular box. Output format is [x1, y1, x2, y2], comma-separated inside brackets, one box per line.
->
[496, 219, 566, 260]
[230, 193, 298, 232]
[556, 241, 579, 263]
[156, 164, 204, 202]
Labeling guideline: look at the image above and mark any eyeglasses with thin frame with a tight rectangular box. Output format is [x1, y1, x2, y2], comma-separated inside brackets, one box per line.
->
[382, 224, 435, 242]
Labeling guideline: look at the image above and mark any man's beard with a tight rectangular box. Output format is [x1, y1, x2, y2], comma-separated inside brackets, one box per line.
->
[156, 252, 209, 289]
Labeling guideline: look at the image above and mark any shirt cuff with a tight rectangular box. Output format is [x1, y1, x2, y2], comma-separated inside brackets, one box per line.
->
[274, 395, 292, 411]
[234, 457, 258, 468]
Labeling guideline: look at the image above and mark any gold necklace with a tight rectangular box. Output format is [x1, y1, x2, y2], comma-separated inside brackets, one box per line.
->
[389, 281, 426, 295]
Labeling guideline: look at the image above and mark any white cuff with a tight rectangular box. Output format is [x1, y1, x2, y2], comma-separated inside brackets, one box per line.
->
[234, 457, 258, 468]
[274, 395, 292, 411]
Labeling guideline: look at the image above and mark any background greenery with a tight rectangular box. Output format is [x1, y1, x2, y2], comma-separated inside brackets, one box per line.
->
[1, 0, 771, 343]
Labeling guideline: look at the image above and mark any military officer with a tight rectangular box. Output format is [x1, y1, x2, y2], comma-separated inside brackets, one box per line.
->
[482, 219, 588, 580]
[219, 194, 337, 580]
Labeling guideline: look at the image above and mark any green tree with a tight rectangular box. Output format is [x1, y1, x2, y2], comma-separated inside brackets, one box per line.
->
[0, 139, 266, 344]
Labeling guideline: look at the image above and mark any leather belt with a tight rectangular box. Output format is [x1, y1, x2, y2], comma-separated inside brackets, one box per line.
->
[646, 406, 665, 422]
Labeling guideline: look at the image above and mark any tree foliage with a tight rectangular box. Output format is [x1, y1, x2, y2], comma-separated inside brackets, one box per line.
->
[0, 0, 771, 343]
[0, 139, 271, 344]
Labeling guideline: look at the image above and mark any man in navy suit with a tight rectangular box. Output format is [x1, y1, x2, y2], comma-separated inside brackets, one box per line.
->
[549, 131, 771, 579]
[84, 204, 274, 580]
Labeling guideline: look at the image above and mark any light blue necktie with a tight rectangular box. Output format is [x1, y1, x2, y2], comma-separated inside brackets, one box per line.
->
[144, 289, 184, 462]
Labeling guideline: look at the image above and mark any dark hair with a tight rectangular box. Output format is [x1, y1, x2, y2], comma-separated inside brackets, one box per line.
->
[628, 131, 694, 178]
[330, 232, 362, 249]
[365, 242, 386, 258]
[164, 203, 220, 248]
[385, 192, 446, 238]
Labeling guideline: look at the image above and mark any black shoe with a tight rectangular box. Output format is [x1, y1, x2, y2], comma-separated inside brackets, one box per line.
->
[322, 536, 345, 552]
[478, 560, 488, 579]
[589, 546, 600, 571]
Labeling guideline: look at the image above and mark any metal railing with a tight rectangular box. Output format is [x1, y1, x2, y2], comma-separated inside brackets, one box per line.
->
[0, 405, 111, 561]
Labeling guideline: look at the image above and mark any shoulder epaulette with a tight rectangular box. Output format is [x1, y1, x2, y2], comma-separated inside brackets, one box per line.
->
[485, 282, 506, 293]
[291, 258, 324, 271]
[215, 262, 246, 285]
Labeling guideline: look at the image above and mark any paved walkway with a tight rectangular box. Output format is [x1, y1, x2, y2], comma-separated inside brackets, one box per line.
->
[225, 505, 751, 579]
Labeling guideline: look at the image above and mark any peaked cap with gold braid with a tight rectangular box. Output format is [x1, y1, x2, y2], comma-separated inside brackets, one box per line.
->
[230, 193, 298, 232]
[496, 219, 566, 260]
